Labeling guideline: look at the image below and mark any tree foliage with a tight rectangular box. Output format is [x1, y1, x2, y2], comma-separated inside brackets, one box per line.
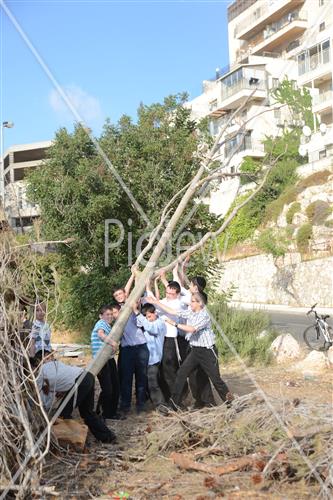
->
[270, 77, 314, 129]
[27, 94, 217, 327]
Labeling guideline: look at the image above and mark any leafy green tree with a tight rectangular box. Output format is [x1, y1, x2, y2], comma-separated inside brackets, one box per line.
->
[270, 77, 314, 129]
[27, 94, 216, 327]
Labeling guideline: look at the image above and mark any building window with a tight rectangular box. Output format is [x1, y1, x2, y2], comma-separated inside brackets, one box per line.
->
[209, 99, 218, 111]
[210, 120, 219, 136]
[274, 108, 281, 120]
[319, 149, 327, 159]
[319, 0, 325, 5]
[272, 78, 279, 88]
[297, 39, 330, 75]
[319, 22, 325, 32]
[225, 132, 252, 158]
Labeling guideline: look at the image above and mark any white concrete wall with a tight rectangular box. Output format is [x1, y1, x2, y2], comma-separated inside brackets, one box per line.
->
[218, 253, 333, 307]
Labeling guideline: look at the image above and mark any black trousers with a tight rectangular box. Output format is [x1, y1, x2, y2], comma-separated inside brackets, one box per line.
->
[96, 358, 120, 418]
[172, 346, 229, 406]
[60, 372, 114, 442]
[119, 344, 149, 411]
[161, 337, 181, 400]
[147, 362, 164, 407]
[178, 336, 215, 407]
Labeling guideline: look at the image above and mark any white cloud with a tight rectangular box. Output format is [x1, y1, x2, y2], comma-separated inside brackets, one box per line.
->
[49, 84, 103, 125]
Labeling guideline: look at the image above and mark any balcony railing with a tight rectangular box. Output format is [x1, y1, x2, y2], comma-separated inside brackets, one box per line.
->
[221, 78, 266, 101]
[313, 89, 333, 106]
[235, 0, 303, 36]
[247, 11, 306, 48]
[235, 1, 274, 35]
[298, 47, 331, 76]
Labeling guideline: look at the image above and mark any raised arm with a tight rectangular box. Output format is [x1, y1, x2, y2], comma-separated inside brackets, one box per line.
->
[124, 272, 135, 298]
[159, 270, 169, 289]
[154, 276, 161, 300]
[179, 255, 191, 288]
[146, 296, 180, 316]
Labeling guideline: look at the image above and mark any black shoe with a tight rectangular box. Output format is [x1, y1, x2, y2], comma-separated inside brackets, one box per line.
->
[119, 408, 130, 418]
[169, 398, 186, 412]
[101, 429, 117, 444]
[108, 413, 127, 421]
[225, 392, 234, 408]
[191, 401, 204, 410]
[156, 404, 170, 416]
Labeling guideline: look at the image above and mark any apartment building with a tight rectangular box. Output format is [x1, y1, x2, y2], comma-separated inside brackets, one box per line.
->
[187, 0, 332, 215]
[2, 140, 52, 230]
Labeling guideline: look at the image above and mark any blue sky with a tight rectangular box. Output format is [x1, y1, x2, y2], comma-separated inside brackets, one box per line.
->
[1, 0, 229, 150]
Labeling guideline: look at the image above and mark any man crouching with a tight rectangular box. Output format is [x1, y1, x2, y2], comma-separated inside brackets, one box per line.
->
[34, 350, 116, 443]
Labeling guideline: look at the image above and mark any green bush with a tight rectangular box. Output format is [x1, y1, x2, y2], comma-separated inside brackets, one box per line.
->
[296, 223, 313, 252]
[239, 156, 262, 185]
[286, 202, 301, 224]
[305, 200, 331, 225]
[324, 220, 333, 228]
[210, 302, 275, 365]
[256, 228, 287, 257]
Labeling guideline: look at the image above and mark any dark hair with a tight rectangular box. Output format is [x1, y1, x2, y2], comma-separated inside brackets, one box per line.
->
[141, 303, 156, 315]
[191, 276, 207, 292]
[112, 287, 125, 296]
[99, 304, 113, 315]
[111, 303, 121, 311]
[167, 281, 181, 294]
[34, 349, 52, 362]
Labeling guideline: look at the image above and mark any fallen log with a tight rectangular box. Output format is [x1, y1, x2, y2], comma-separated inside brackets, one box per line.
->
[170, 451, 267, 476]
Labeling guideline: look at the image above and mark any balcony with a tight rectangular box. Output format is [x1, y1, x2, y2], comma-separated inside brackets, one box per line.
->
[235, 0, 305, 40]
[312, 90, 333, 114]
[209, 79, 267, 117]
[247, 12, 307, 56]
[225, 134, 265, 159]
[298, 47, 331, 81]
[221, 78, 267, 109]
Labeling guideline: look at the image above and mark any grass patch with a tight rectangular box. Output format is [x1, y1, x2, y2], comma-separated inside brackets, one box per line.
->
[210, 302, 276, 365]
[256, 228, 287, 257]
[286, 202, 301, 224]
[264, 170, 332, 223]
[296, 223, 313, 252]
[298, 170, 331, 190]
[305, 200, 331, 225]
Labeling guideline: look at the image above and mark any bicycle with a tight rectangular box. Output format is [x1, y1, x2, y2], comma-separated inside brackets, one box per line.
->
[303, 303, 333, 351]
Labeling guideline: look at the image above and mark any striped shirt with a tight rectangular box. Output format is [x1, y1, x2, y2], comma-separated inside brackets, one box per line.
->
[91, 319, 111, 358]
[178, 307, 215, 348]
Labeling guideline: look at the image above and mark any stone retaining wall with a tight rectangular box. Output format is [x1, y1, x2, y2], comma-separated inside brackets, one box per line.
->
[218, 253, 333, 307]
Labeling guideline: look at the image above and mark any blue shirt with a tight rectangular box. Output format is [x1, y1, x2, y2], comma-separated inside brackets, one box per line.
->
[91, 319, 111, 357]
[137, 314, 166, 365]
[121, 312, 147, 347]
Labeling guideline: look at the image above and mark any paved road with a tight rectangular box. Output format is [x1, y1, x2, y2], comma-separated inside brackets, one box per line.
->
[268, 310, 332, 344]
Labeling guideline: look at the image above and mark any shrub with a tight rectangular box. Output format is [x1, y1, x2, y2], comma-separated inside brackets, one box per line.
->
[296, 223, 312, 252]
[240, 156, 262, 185]
[286, 202, 301, 224]
[210, 302, 275, 365]
[324, 220, 333, 228]
[256, 228, 287, 257]
[305, 200, 331, 225]
[298, 170, 331, 190]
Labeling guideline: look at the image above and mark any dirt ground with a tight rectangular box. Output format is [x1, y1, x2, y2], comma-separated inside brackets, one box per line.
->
[43, 358, 332, 500]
